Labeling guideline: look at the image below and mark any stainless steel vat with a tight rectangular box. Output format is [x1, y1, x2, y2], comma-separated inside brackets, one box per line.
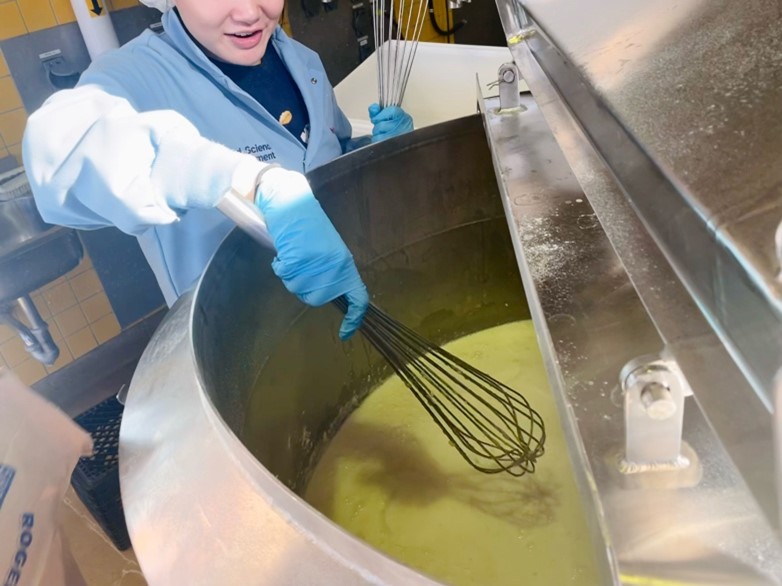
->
[121, 98, 782, 583]
[198, 116, 531, 492]
[122, 95, 782, 586]
[121, 116, 553, 585]
[121, 2, 782, 583]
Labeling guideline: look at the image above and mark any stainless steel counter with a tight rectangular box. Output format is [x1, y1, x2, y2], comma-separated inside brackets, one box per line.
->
[479, 87, 782, 584]
[514, 0, 782, 406]
[498, 5, 782, 521]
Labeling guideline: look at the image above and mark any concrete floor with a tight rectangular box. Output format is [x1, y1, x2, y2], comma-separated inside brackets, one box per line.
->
[61, 486, 147, 586]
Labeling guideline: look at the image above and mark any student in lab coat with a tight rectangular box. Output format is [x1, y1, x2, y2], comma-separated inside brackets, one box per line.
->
[22, 0, 414, 340]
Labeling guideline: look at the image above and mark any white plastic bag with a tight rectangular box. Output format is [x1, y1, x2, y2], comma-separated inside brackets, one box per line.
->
[0, 369, 93, 586]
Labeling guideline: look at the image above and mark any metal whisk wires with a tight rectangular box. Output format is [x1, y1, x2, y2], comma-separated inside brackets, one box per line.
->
[214, 195, 544, 475]
[335, 298, 547, 476]
[372, 0, 428, 107]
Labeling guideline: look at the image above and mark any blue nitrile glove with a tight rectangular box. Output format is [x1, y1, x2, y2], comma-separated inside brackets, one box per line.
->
[255, 168, 369, 340]
[368, 103, 414, 143]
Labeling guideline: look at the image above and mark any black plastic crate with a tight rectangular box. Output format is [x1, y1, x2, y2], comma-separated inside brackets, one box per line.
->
[71, 397, 131, 551]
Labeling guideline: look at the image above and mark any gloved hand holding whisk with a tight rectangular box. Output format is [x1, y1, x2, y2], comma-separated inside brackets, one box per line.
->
[369, 104, 414, 142]
[255, 168, 369, 341]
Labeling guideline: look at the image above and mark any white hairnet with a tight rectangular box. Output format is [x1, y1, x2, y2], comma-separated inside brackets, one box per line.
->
[140, 0, 172, 11]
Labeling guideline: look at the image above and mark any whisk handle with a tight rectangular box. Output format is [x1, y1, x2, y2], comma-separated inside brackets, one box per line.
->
[216, 192, 275, 250]
[217, 192, 359, 317]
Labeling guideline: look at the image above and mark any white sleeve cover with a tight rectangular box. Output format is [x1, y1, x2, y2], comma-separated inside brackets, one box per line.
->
[23, 81, 261, 236]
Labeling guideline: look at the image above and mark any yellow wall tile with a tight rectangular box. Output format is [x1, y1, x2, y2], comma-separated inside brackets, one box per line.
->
[280, 5, 292, 37]
[68, 255, 92, 277]
[49, 0, 76, 24]
[0, 109, 27, 148]
[0, 236, 120, 381]
[48, 319, 63, 341]
[0, 3, 27, 40]
[42, 280, 77, 314]
[54, 304, 88, 336]
[1, 335, 28, 367]
[18, 0, 57, 33]
[109, 0, 139, 10]
[91, 313, 119, 343]
[0, 51, 9, 77]
[0, 324, 16, 344]
[399, 0, 448, 44]
[13, 357, 46, 385]
[65, 326, 97, 358]
[44, 342, 73, 373]
[81, 291, 112, 323]
[69, 268, 102, 301]
[0, 77, 23, 114]
[31, 293, 51, 319]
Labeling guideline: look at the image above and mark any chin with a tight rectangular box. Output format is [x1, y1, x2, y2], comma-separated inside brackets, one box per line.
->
[212, 42, 266, 66]
[235, 53, 264, 66]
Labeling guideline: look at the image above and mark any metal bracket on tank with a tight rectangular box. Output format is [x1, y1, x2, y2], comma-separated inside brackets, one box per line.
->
[497, 63, 522, 112]
[619, 354, 691, 473]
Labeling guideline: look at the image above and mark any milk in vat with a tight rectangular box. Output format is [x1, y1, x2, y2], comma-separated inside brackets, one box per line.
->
[305, 321, 599, 586]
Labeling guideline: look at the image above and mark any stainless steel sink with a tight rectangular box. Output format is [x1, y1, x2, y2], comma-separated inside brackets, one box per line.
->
[0, 168, 83, 303]
[0, 168, 84, 364]
[0, 225, 83, 303]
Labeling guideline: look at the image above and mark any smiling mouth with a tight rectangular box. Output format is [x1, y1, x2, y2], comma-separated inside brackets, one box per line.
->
[229, 31, 261, 38]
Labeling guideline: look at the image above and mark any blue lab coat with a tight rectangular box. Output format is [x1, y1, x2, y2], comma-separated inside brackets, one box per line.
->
[24, 10, 352, 304]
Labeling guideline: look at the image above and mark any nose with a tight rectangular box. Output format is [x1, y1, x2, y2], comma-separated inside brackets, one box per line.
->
[229, 0, 263, 23]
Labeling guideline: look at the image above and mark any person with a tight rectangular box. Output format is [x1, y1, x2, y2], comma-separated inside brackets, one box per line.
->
[22, 0, 414, 340]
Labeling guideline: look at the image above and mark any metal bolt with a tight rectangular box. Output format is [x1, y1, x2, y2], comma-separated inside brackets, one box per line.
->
[640, 382, 677, 420]
[502, 69, 516, 83]
[310, 77, 318, 85]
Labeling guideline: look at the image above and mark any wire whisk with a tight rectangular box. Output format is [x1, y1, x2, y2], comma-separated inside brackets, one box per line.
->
[335, 298, 547, 477]
[213, 194, 545, 476]
[372, 0, 428, 107]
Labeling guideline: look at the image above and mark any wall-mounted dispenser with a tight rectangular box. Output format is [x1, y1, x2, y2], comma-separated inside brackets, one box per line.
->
[40, 50, 81, 90]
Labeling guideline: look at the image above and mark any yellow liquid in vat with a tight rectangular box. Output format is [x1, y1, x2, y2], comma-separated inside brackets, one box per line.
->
[304, 321, 600, 586]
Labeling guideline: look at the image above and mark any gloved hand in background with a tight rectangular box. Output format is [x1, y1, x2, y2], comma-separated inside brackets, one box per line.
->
[255, 168, 369, 340]
[368, 103, 414, 143]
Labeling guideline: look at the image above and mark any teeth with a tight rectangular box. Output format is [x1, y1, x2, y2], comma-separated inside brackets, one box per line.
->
[235, 32, 254, 37]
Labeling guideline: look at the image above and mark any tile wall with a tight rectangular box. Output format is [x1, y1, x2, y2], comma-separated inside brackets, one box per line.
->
[0, 47, 23, 162]
[0, 251, 121, 386]
[0, 0, 142, 162]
